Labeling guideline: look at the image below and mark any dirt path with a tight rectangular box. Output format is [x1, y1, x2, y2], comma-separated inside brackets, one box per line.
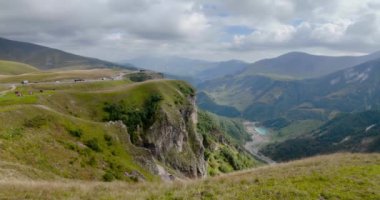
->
[243, 121, 276, 164]
[33, 104, 103, 125]
[0, 84, 16, 96]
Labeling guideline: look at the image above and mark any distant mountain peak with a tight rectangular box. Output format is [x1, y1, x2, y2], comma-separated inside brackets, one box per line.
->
[367, 50, 380, 58]
[239, 50, 380, 79]
[279, 51, 312, 57]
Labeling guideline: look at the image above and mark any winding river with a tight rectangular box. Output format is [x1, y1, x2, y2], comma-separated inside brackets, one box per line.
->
[243, 121, 276, 164]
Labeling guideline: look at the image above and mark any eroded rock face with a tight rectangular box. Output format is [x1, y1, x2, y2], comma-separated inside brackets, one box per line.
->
[143, 96, 206, 178]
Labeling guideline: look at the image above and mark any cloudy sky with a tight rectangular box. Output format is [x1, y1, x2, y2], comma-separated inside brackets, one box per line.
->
[1, 0, 380, 62]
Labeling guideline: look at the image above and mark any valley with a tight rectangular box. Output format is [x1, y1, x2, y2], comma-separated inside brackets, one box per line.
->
[0, 34, 379, 199]
[197, 58, 380, 162]
[243, 121, 275, 164]
[1, 0, 380, 198]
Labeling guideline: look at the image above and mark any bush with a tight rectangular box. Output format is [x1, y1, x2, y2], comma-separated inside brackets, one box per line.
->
[176, 82, 195, 97]
[104, 134, 113, 146]
[68, 128, 83, 138]
[1, 128, 23, 140]
[127, 72, 152, 82]
[218, 164, 231, 173]
[23, 116, 48, 128]
[85, 138, 102, 152]
[103, 94, 163, 144]
[87, 156, 97, 166]
[208, 168, 218, 176]
[103, 101, 126, 121]
[102, 171, 115, 182]
[143, 94, 163, 127]
[220, 147, 245, 170]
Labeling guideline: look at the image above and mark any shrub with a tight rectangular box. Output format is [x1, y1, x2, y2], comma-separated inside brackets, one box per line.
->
[103, 94, 163, 144]
[218, 164, 231, 173]
[103, 101, 126, 121]
[126, 72, 153, 82]
[68, 128, 83, 138]
[142, 94, 163, 127]
[104, 134, 113, 146]
[85, 138, 102, 152]
[87, 156, 97, 166]
[102, 171, 115, 182]
[176, 82, 195, 97]
[208, 168, 217, 176]
[220, 147, 245, 170]
[1, 128, 23, 140]
[23, 116, 48, 128]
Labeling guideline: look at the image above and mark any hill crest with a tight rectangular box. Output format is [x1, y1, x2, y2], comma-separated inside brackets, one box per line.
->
[0, 37, 136, 70]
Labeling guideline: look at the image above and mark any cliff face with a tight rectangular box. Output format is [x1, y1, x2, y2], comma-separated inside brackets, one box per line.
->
[97, 80, 207, 179]
[143, 96, 206, 178]
[0, 66, 257, 183]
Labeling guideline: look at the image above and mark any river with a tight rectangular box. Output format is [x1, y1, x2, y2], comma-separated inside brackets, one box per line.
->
[243, 121, 276, 164]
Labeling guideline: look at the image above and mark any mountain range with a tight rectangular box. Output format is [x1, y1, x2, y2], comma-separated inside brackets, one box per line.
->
[0, 37, 135, 70]
[128, 50, 380, 83]
[0, 36, 379, 199]
[199, 56, 380, 121]
[197, 50, 380, 163]
[241, 51, 380, 79]
[126, 56, 248, 82]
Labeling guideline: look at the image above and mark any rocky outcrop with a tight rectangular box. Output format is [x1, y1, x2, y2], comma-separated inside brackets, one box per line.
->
[101, 81, 206, 179]
[142, 96, 206, 178]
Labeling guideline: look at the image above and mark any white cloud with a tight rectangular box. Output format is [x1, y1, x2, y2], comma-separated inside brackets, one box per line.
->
[179, 12, 209, 38]
[0, 0, 380, 62]
[310, 22, 348, 43]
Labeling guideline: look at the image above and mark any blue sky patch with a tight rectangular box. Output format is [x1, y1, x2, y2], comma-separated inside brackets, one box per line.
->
[290, 19, 304, 26]
[225, 25, 254, 35]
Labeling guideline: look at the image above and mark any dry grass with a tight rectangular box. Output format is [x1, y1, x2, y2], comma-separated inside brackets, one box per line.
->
[0, 153, 378, 199]
[0, 60, 39, 75]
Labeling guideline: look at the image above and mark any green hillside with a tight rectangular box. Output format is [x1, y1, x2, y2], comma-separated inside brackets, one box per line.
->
[0, 104, 154, 182]
[0, 69, 259, 183]
[261, 110, 380, 161]
[197, 91, 241, 117]
[197, 111, 259, 176]
[0, 75, 176, 181]
[0, 153, 378, 199]
[0, 60, 39, 75]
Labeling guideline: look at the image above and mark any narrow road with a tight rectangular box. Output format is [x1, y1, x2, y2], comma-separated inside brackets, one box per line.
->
[243, 121, 276, 164]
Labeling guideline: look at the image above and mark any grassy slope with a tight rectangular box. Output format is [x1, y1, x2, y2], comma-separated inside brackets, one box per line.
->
[34, 79, 190, 123]
[199, 111, 250, 145]
[269, 119, 324, 143]
[0, 71, 195, 182]
[0, 60, 39, 75]
[0, 105, 154, 182]
[0, 153, 378, 199]
[0, 69, 261, 180]
[197, 111, 260, 176]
